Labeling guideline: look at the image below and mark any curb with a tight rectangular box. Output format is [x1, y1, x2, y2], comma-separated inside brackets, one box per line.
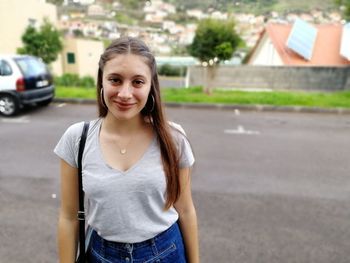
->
[53, 98, 350, 115]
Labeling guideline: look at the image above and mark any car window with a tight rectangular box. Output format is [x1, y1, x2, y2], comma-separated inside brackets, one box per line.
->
[0, 60, 13, 76]
[14, 57, 48, 77]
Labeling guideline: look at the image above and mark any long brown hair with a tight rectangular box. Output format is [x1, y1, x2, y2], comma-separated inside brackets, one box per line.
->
[97, 37, 180, 210]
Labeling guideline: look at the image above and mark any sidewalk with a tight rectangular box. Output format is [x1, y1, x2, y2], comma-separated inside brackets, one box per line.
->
[53, 98, 350, 114]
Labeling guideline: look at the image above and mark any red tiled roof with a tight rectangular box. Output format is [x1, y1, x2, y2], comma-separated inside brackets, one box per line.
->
[255, 22, 350, 66]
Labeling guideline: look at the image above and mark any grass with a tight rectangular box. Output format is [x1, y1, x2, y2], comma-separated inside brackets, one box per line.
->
[55, 86, 350, 109]
[271, 0, 336, 13]
[56, 86, 97, 99]
[163, 87, 350, 108]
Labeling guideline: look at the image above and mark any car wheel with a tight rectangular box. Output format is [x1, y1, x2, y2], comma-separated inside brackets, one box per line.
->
[0, 94, 19, 116]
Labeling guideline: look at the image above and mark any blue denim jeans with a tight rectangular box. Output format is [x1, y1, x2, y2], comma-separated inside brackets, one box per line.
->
[87, 222, 187, 263]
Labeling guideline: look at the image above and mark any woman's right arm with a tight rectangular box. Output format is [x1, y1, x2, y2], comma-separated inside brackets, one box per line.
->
[58, 159, 79, 263]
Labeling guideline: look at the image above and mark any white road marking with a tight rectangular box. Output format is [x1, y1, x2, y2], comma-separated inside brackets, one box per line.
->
[57, 103, 66, 108]
[224, 125, 260, 135]
[234, 109, 240, 116]
[52, 194, 57, 199]
[1, 117, 30, 124]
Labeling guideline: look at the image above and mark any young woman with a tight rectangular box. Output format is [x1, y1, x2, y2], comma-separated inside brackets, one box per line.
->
[54, 37, 199, 263]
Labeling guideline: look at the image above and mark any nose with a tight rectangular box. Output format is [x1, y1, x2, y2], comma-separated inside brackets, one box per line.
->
[117, 82, 132, 100]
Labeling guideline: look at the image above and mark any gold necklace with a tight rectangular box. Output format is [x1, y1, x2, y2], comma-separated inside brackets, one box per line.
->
[115, 134, 135, 155]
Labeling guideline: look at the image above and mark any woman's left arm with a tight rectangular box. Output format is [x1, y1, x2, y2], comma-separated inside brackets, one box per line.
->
[174, 167, 200, 263]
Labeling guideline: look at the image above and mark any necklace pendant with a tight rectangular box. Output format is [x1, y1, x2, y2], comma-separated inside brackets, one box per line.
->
[120, 149, 127, 155]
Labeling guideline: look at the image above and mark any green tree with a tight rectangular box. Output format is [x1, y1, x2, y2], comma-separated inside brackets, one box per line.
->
[188, 18, 241, 93]
[335, 0, 350, 21]
[73, 29, 84, 37]
[17, 19, 63, 64]
[118, 0, 142, 9]
[115, 13, 136, 25]
[46, 0, 64, 6]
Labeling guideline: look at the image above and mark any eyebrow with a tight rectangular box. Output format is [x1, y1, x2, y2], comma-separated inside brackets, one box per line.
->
[106, 73, 147, 79]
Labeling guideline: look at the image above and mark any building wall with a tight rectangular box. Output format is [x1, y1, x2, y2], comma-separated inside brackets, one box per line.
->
[0, 0, 104, 79]
[61, 38, 104, 80]
[249, 34, 283, 66]
[62, 38, 79, 75]
[0, 0, 62, 75]
[0, 0, 57, 54]
[76, 39, 104, 78]
[51, 55, 63, 76]
[188, 65, 350, 91]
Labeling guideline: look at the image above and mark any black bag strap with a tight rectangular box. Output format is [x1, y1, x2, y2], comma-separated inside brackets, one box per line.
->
[76, 121, 89, 263]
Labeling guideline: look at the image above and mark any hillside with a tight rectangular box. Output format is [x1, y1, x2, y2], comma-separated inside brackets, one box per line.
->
[164, 0, 337, 15]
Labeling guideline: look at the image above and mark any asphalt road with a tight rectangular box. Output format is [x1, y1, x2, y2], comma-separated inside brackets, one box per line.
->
[1, 103, 350, 263]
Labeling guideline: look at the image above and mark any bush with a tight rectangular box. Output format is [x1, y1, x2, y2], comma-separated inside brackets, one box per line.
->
[54, 73, 95, 88]
[79, 76, 95, 88]
[158, 64, 187, 77]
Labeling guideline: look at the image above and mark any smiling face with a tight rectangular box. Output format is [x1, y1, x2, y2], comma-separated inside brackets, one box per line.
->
[102, 53, 152, 121]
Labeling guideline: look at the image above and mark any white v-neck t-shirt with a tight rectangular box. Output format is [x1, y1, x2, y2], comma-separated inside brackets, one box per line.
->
[54, 118, 194, 243]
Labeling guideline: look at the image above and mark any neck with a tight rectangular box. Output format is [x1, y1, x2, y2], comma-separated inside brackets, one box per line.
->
[103, 113, 145, 135]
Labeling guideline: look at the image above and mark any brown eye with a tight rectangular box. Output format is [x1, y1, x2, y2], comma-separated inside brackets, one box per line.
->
[133, 79, 144, 87]
[109, 78, 121, 84]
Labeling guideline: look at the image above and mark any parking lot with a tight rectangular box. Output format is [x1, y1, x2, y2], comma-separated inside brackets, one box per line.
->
[1, 103, 350, 263]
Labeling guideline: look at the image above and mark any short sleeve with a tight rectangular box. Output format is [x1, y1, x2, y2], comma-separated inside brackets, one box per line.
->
[169, 122, 195, 169]
[53, 122, 85, 168]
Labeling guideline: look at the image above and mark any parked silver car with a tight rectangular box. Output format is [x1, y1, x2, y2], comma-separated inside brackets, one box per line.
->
[0, 54, 55, 116]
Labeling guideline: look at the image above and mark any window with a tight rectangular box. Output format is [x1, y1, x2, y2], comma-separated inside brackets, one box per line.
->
[28, 18, 37, 27]
[15, 57, 48, 77]
[0, 60, 12, 76]
[67, 53, 76, 64]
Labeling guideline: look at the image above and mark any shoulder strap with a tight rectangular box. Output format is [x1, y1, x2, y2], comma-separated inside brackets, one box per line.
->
[76, 121, 89, 263]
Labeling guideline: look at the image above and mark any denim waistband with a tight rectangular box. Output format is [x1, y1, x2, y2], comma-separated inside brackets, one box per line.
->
[91, 222, 180, 251]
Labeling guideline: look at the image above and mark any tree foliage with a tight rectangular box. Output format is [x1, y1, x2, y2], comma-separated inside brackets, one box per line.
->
[17, 19, 63, 64]
[46, 0, 64, 6]
[188, 19, 242, 94]
[118, 0, 143, 9]
[165, 0, 277, 14]
[188, 18, 241, 63]
[335, 0, 350, 21]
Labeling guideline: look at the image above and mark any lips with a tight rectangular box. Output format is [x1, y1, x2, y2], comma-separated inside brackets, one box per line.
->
[114, 101, 136, 111]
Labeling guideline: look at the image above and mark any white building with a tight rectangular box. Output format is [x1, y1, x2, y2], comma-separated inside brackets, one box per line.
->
[0, 0, 57, 54]
[0, 0, 63, 75]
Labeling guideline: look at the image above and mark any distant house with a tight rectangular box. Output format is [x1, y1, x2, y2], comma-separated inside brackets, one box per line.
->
[87, 4, 105, 17]
[210, 11, 228, 20]
[186, 9, 206, 20]
[247, 22, 350, 66]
